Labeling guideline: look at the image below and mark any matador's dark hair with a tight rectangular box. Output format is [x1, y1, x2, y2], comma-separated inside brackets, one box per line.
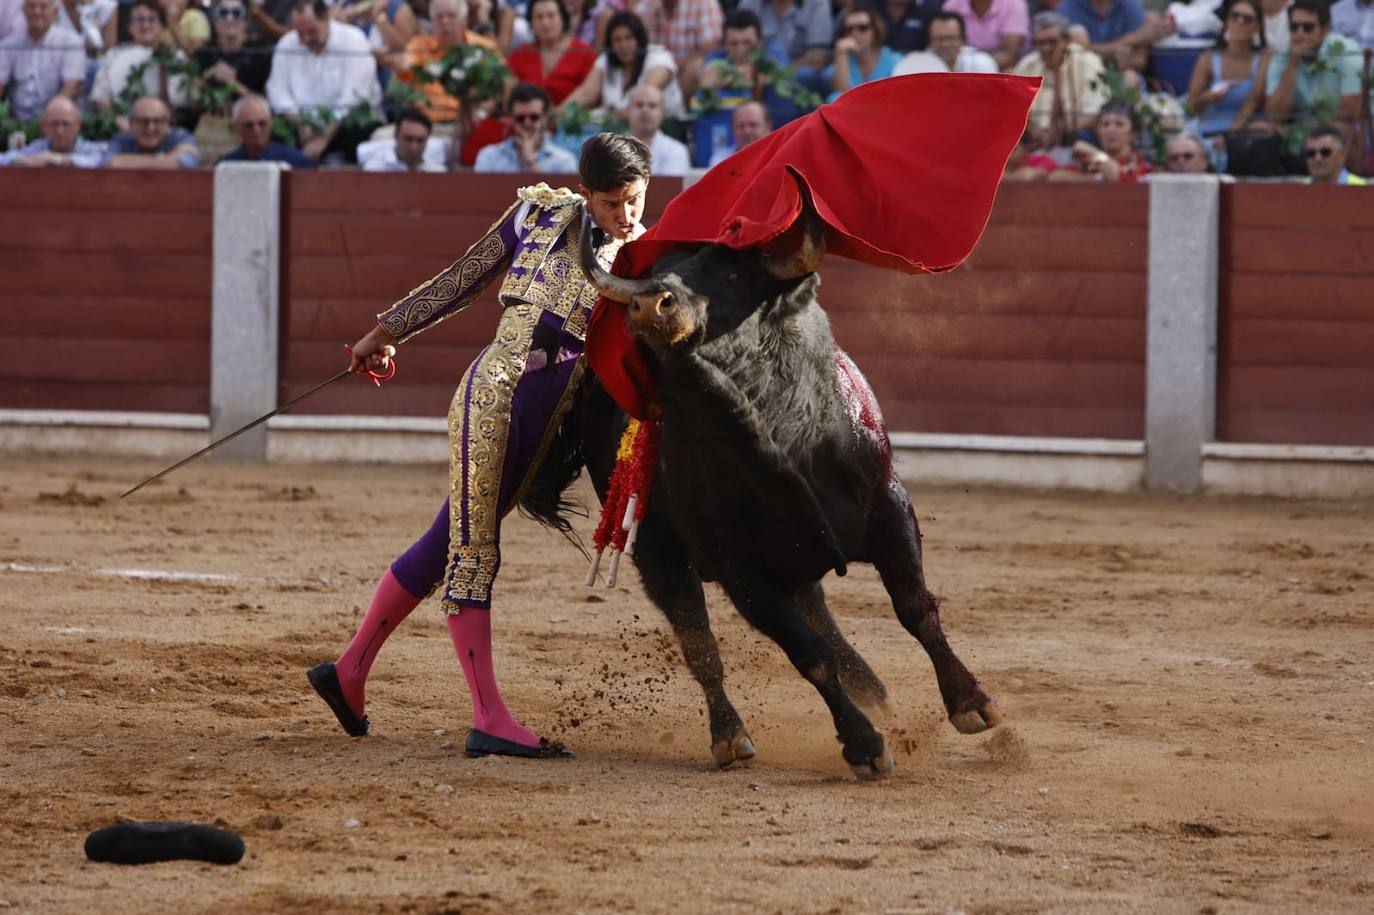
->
[579, 133, 651, 191]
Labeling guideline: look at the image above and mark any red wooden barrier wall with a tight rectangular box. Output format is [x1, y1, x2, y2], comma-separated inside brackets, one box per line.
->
[825, 183, 1148, 439]
[0, 170, 213, 413]
[2, 171, 1370, 449]
[1218, 184, 1374, 447]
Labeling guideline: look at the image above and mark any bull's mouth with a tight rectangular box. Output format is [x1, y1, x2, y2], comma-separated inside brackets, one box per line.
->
[629, 314, 704, 352]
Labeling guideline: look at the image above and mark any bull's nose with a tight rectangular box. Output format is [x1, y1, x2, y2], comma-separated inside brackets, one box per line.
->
[630, 290, 675, 318]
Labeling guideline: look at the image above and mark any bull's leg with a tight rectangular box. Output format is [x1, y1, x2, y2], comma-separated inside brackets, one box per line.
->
[721, 570, 892, 781]
[795, 581, 889, 710]
[632, 514, 755, 769]
[867, 478, 1002, 734]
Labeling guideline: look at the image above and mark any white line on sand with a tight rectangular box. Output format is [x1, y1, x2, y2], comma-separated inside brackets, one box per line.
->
[3, 562, 250, 583]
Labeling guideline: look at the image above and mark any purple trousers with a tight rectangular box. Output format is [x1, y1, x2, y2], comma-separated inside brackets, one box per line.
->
[390, 308, 585, 607]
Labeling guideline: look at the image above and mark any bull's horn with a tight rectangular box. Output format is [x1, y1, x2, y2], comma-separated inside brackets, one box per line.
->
[579, 212, 651, 304]
[762, 182, 827, 280]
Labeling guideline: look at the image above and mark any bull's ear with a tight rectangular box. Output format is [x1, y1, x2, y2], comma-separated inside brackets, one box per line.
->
[771, 273, 820, 317]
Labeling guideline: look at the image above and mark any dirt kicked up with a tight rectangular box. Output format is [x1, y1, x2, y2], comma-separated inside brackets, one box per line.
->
[1, 456, 1371, 914]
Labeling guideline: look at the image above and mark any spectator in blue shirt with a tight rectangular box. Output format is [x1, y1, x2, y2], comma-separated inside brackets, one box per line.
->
[0, 95, 106, 167]
[1058, 0, 1164, 73]
[825, 4, 902, 101]
[105, 96, 201, 169]
[218, 94, 315, 167]
[474, 83, 579, 172]
[737, 0, 833, 70]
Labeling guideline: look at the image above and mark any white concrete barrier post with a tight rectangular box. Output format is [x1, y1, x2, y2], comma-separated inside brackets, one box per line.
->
[210, 162, 283, 460]
[1146, 175, 1220, 493]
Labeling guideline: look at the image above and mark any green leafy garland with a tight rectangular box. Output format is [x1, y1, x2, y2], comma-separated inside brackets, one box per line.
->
[1088, 62, 1172, 164]
[552, 101, 628, 138]
[0, 99, 43, 150]
[410, 44, 510, 108]
[691, 53, 823, 115]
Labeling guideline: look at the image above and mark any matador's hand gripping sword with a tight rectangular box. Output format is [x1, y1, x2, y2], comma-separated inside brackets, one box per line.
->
[121, 345, 396, 498]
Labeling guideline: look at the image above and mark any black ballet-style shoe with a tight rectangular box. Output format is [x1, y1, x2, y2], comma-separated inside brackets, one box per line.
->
[85, 821, 245, 865]
[307, 662, 369, 737]
[464, 729, 574, 759]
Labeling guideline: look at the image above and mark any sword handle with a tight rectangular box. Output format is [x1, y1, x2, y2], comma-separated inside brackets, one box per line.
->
[345, 343, 398, 387]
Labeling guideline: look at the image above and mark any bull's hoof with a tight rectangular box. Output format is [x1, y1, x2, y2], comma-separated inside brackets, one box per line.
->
[950, 699, 1003, 734]
[712, 733, 756, 769]
[848, 746, 894, 782]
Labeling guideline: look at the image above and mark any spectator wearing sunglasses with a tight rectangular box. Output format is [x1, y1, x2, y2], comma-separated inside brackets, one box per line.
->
[826, 4, 900, 101]
[1302, 124, 1368, 183]
[195, 0, 271, 97]
[1162, 133, 1210, 173]
[1252, 0, 1363, 132]
[104, 94, 201, 168]
[90, 0, 189, 129]
[219, 91, 315, 164]
[474, 82, 578, 171]
[1186, 0, 1267, 138]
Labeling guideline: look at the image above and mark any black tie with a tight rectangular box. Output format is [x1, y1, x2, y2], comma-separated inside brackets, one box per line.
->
[590, 226, 608, 249]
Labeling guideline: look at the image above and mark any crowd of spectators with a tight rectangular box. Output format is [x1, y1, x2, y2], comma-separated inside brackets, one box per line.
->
[1, 0, 1371, 181]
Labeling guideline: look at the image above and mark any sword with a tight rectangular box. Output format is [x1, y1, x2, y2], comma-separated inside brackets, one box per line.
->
[122, 346, 395, 499]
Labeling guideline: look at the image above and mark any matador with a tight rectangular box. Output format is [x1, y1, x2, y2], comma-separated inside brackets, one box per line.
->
[307, 133, 652, 759]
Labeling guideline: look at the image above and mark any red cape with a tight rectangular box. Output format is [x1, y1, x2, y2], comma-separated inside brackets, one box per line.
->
[588, 72, 1041, 419]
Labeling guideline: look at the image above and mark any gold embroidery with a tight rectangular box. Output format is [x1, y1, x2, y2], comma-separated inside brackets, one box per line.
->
[499, 203, 578, 305]
[516, 182, 583, 209]
[440, 302, 541, 611]
[376, 198, 521, 343]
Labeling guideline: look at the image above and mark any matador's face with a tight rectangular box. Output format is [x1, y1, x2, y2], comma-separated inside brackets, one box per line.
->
[581, 179, 647, 242]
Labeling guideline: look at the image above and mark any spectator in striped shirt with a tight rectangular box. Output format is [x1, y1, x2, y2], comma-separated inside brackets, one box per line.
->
[649, 0, 723, 94]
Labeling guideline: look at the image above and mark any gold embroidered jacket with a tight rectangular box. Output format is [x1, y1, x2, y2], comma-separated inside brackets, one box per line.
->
[376, 182, 618, 345]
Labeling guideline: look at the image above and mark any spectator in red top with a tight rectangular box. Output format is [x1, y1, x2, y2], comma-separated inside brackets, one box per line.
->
[507, 0, 597, 104]
[1051, 100, 1152, 182]
[1004, 130, 1059, 179]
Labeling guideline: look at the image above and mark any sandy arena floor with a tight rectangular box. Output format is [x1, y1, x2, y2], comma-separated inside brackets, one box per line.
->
[1, 455, 1371, 914]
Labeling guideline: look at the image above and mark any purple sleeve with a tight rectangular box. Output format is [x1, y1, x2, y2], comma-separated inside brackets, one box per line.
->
[375, 197, 524, 343]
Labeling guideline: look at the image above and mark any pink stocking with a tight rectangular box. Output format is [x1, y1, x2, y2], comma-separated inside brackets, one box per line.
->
[335, 569, 422, 717]
[447, 604, 539, 747]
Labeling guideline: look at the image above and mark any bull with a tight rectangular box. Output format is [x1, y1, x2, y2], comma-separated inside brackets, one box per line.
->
[526, 181, 1002, 780]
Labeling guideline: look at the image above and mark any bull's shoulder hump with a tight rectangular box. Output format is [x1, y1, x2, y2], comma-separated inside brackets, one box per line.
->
[517, 183, 584, 209]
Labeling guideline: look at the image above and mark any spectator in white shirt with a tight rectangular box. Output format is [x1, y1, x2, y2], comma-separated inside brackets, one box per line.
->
[0, 0, 83, 121]
[625, 83, 688, 175]
[362, 106, 446, 171]
[89, 0, 190, 129]
[266, 0, 382, 162]
[893, 12, 999, 75]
